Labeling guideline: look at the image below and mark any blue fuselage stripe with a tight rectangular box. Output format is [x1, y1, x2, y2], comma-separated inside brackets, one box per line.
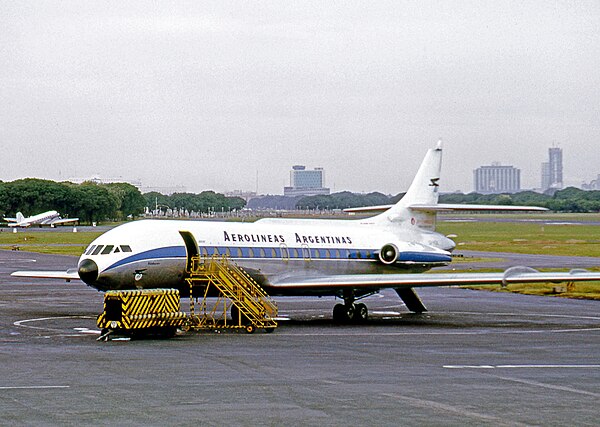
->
[104, 245, 451, 272]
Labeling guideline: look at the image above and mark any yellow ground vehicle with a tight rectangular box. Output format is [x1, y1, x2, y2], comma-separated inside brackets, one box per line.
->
[97, 289, 188, 340]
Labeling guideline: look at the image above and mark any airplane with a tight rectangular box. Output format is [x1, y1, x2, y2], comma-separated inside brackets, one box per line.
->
[4, 210, 79, 228]
[12, 141, 600, 322]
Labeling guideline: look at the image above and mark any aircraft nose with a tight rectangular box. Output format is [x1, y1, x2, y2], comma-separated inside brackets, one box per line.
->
[78, 259, 98, 284]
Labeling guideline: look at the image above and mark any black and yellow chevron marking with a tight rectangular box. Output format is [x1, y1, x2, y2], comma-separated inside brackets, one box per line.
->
[97, 289, 187, 330]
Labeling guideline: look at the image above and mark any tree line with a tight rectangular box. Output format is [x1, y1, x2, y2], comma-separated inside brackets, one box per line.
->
[0, 179, 147, 224]
[296, 188, 600, 212]
[1, 178, 598, 225]
[0, 179, 246, 225]
[143, 191, 246, 215]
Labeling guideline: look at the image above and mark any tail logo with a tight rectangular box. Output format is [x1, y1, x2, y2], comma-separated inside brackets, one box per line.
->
[429, 177, 440, 193]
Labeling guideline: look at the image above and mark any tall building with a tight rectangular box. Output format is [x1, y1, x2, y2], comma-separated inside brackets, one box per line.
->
[284, 165, 330, 197]
[473, 162, 521, 194]
[541, 147, 563, 191]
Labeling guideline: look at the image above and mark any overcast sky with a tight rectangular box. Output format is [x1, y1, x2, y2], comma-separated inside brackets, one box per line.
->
[1, 1, 598, 195]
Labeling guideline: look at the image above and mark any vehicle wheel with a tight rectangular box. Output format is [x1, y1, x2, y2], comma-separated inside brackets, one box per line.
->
[161, 327, 177, 338]
[345, 304, 355, 321]
[265, 327, 275, 334]
[355, 303, 368, 322]
[333, 303, 346, 322]
[245, 325, 255, 334]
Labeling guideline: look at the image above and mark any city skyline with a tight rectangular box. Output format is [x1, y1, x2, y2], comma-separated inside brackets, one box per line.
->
[1, 2, 598, 194]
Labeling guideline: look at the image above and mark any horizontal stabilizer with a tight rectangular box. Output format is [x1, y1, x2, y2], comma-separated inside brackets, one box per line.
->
[344, 203, 548, 214]
[411, 204, 548, 212]
[11, 269, 80, 281]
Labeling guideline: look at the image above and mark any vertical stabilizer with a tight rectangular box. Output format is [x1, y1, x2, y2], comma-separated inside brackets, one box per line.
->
[372, 141, 443, 230]
[16, 212, 24, 223]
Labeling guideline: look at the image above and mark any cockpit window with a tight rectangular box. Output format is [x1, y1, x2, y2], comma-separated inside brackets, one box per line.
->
[85, 245, 96, 255]
[101, 245, 114, 255]
[120, 245, 132, 252]
[92, 245, 104, 256]
[114, 247, 120, 253]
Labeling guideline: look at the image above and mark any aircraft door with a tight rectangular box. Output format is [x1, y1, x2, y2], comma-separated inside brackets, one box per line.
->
[179, 231, 199, 272]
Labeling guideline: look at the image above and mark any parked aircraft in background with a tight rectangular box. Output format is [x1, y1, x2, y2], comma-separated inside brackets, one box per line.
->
[4, 210, 79, 228]
[12, 142, 600, 322]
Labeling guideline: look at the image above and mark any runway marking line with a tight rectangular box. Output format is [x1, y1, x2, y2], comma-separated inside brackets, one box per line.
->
[380, 392, 527, 427]
[0, 385, 70, 390]
[444, 365, 600, 369]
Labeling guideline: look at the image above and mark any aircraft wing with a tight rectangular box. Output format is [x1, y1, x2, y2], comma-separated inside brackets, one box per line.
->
[270, 267, 600, 291]
[344, 204, 548, 214]
[49, 217, 79, 225]
[11, 269, 80, 281]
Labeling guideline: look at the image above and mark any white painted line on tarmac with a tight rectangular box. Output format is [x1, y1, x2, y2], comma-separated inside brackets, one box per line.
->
[0, 385, 70, 390]
[494, 375, 600, 398]
[381, 392, 526, 427]
[444, 364, 600, 369]
[14, 316, 95, 330]
[450, 311, 600, 321]
[73, 327, 101, 335]
[444, 365, 600, 397]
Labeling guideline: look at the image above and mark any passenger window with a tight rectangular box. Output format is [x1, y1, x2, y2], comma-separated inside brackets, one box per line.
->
[101, 245, 114, 255]
[92, 246, 104, 256]
[260, 248, 266, 258]
[120, 245, 132, 252]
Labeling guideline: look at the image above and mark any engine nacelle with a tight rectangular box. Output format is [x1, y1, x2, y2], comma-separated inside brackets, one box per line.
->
[378, 244, 399, 265]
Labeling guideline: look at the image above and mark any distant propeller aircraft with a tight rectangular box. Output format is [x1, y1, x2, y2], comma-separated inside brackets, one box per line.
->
[4, 210, 79, 228]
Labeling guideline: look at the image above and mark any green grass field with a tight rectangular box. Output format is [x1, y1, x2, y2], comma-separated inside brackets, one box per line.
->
[0, 230, 102, 256]
[437, 214, 600, 299]
[437, 216, 600, 257]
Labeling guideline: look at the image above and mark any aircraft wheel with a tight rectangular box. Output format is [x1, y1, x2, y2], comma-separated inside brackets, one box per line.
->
[355, 303, 368, 322]
[333, 303, 355, 323]
[333, 303, 347, 322]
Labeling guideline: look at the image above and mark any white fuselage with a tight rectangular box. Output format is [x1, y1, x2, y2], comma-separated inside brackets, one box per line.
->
[77, 218, 453, 296]
[9, 210, 60, 227]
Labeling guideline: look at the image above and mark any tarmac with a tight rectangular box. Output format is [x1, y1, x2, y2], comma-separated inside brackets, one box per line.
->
[1, 250, 600, 426]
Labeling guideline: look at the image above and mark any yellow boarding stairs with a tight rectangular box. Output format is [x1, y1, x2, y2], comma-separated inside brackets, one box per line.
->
[179, 231, 278, 334]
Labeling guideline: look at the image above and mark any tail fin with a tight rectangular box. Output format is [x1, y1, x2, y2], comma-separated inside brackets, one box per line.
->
[16, 212, 24, 223]
[372, 141, 442, 230]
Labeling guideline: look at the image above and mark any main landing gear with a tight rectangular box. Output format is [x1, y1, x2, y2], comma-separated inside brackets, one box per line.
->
[332, 290, 369, 323]
[332, 302, 368, 323]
